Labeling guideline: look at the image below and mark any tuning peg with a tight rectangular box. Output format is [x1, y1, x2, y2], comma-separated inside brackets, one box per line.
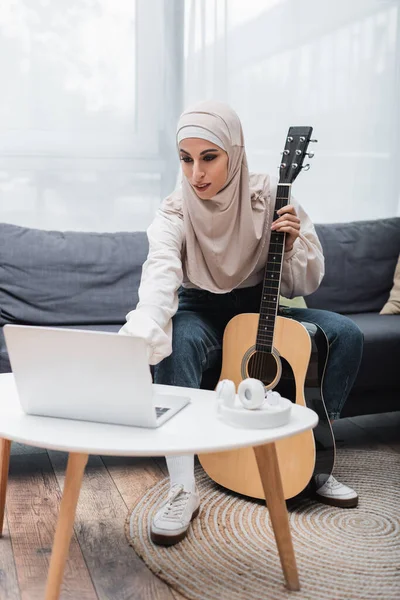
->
[306, 152, 314, 158]
[309, 139, 318, 143]
[301, 164, 311, 171]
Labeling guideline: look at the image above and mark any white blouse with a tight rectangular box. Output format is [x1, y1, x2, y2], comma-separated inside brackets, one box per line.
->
[119, 192, 324, 365]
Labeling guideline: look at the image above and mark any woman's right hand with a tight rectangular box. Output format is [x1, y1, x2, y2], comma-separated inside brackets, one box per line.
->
[118, 310, 172, 365]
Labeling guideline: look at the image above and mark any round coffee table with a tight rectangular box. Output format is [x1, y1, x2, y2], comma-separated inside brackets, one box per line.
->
[0, 373, 318, 599]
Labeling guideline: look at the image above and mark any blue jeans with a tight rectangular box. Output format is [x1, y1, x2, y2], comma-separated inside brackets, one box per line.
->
[154, 284, 364, 420]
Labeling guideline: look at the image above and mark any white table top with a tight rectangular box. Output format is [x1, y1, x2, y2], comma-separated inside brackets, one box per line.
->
[0, 373, 318, 456]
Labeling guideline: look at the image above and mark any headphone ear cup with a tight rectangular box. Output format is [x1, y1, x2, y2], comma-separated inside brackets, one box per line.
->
[265, 389, 282, 407]
[216, 379, 236, 408]
[238, 378, 265, 410]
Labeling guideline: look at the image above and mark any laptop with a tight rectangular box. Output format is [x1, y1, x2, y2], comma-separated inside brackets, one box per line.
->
[3, 324, 191, 428]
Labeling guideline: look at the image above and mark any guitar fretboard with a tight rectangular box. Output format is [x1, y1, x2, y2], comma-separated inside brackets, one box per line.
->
[256, 183, 291, 353]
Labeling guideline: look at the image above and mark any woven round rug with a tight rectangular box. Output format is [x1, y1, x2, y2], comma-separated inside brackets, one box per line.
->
[126, 447, 400, 600]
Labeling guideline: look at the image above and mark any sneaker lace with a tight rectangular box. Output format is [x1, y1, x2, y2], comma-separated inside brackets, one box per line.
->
[161, 485, 191, 522]
[324, 475, 342, 490]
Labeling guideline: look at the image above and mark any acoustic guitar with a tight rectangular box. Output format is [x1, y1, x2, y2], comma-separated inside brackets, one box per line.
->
[198, 127, 335, 499]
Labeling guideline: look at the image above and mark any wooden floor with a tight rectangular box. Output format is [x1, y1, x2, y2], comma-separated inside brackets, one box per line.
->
[1, 412, 399, 600]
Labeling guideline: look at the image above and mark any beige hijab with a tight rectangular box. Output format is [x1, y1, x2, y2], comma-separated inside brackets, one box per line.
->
[162, 100, 275, 293]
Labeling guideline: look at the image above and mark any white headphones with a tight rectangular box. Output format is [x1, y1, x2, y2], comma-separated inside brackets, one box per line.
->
[216, 378, 292, 429]
[216, 378, 265, 409]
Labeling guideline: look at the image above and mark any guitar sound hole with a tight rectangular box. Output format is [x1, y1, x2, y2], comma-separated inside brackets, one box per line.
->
[247, 352, 279, 387]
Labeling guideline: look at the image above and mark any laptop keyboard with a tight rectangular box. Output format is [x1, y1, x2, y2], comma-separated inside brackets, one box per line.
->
[155, 406, 171, 419]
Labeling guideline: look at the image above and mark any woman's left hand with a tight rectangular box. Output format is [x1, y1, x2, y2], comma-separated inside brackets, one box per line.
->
[271, 204, 300, 252]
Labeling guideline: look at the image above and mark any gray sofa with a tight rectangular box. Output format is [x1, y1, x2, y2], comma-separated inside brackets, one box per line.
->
[0, 217, 399, 418]
[306, 218, 400, 417]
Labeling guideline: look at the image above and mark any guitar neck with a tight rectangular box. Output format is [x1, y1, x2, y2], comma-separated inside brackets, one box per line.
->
[256, 183, 292, 353]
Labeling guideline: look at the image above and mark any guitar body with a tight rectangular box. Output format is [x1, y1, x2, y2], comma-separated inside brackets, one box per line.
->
[198, 314, 316, 499]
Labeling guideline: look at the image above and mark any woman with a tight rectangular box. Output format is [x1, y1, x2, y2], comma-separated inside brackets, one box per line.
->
[120, 101, 363, 546]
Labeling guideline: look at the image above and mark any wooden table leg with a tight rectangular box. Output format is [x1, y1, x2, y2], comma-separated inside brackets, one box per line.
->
[0, 438, 11, 537]
[253, 442, 300, 591]
[44, 452, 88, 600]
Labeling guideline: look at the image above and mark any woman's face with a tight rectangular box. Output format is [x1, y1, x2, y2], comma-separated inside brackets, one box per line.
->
[179, 138, 228, 199]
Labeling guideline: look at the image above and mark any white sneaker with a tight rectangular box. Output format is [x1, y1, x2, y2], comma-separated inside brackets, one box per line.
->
[315, 474, 358, 508]
[150, 484, 200, 546]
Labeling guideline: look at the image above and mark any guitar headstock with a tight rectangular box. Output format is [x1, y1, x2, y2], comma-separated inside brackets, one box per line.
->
[279, 126, 316, 184]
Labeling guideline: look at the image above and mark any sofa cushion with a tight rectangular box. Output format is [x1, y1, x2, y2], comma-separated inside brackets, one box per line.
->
[380, 255, 400, 315]
[307, 218, 400, 314]
[0, 223, 148, 327]
[347, 312, 400, 391]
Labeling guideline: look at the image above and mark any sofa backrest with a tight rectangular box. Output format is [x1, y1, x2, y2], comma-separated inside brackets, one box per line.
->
[1, 217, 399, 325]
[0, 223, 148, 326]
[307, 217, 400, 314]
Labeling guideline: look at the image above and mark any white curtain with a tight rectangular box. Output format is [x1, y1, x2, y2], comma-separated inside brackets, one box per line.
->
[0, 0, 184, 231]
[184, 0, 400, 223]
[1, 1, 399, 231]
